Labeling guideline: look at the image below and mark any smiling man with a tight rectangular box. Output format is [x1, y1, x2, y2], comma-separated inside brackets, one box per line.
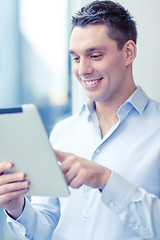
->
[1, 1, 160, 240]
[68, 22, 137, 136]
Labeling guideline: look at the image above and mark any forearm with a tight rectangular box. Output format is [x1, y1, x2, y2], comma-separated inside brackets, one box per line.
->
[6, 197, 60, 240]
[102, 171, 160, 239]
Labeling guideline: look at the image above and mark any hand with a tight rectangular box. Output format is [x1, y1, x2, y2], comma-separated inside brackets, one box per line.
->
[54, 150, 111, 190]
[0, 162, 29, 219]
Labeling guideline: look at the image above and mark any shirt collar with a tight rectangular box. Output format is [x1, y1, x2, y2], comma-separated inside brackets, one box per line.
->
[79, 99, 95, 116]
[123, 86, 149, 115]
[79, 86, 149, 116]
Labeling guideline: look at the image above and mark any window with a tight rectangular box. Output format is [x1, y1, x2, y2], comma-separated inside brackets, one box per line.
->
[0, 1, 71, 239]
[0, 0, 71, 135]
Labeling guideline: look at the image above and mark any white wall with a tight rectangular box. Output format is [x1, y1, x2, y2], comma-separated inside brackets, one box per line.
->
[71, 0, 160, 114]
[114, 0, 160, 101]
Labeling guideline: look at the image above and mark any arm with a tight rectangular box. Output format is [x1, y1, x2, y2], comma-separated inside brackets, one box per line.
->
[55, 149, 160, 239]
[6, 196, 60, 240]
[101, 171, 160, 239]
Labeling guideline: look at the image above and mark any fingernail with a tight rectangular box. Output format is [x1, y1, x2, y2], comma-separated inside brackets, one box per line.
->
[19, 173, 25, 179]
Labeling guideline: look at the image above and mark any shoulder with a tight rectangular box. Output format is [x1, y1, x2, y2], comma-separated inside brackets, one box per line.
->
[142, 98, 160, 131]
[49, 113, 82, 145]
[146, 98, 160, 114]
[53, 113, 80, 132]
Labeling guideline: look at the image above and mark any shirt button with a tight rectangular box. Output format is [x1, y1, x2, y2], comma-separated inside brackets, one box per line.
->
[15, 223, 24, 231]
[134, 225, 140, 231]
[96, 149, 100, 154]
[84, 213, 89, 218]
[109, 201, 115, 207]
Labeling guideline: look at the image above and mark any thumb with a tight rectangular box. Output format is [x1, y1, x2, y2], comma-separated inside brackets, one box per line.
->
[54, 149, 71, 163]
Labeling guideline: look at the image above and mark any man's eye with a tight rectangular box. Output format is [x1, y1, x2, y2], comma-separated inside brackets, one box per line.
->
[91, 54, 103, 60]
[72, 57, 80, 62]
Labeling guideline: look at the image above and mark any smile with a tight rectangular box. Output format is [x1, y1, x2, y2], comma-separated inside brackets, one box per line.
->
[83, 78, 103, 87]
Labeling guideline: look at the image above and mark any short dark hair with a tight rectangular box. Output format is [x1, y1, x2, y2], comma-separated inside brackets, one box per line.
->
[71, 1, 137, 49]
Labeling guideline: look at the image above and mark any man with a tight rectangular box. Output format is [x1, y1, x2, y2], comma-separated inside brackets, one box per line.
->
[0, 1, 160, 239]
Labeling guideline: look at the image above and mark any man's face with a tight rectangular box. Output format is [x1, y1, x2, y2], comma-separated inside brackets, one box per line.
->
[69, 24, 129, 104]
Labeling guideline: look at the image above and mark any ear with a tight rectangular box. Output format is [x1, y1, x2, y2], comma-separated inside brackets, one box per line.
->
[124, 40, 137, 67]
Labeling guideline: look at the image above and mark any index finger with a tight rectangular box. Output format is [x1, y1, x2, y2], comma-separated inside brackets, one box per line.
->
[54, 150, 71, 163]
[0, 162, 13, 175]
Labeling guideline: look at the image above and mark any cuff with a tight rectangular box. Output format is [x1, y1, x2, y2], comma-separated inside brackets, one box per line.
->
[101, 171, 137, 213]
[6, 197, 35, 237]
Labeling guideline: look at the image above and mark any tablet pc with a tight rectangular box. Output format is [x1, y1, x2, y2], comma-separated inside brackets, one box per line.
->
[0, 104, 70, 197]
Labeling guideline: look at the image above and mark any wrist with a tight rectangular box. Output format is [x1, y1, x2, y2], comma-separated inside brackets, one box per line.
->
[7, 197, 25, 220]
[100, 168, 111, 190]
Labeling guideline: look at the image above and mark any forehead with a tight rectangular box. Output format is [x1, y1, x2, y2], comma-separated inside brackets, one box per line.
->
[69, 24, 117, 53]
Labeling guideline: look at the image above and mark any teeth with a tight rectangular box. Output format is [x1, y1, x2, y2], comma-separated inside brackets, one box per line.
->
[85, 79, 100, 86]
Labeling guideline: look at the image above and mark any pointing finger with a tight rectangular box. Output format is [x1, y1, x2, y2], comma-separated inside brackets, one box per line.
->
[54, 149, 71, 163]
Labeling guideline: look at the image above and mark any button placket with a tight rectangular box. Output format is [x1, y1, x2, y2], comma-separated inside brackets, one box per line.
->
[95, 149, 100, 154]
[84, 213, 89, 218]
[109, 201, 115, 208]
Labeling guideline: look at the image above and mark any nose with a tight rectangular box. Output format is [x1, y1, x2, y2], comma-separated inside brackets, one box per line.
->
[78, 58, 93, 77]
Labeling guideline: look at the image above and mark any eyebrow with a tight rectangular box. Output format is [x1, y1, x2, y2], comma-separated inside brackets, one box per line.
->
[68, 46, 107, 55]
[68, 50, 76, 55]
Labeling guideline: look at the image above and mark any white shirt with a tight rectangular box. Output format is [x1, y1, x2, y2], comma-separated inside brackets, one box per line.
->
[6, 86, 160, 240]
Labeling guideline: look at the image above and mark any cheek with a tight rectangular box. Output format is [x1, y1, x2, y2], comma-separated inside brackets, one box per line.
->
[104, 56, 125, 77]
[72, 64, 79, 78]
[72, 65, 83, 85]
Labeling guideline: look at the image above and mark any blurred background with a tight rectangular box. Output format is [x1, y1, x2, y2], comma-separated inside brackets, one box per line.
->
[0, 0, 72, 137]
[0, 0, 160, 239]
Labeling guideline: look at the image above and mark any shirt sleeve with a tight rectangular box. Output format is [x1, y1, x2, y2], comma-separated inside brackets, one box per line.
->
[101, 171, 160, 239]
[6, 196, 60, 240]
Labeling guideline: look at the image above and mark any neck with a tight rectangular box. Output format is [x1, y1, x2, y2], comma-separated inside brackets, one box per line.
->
[95, 103, 119, 138]
[95, 78, 136, 138]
